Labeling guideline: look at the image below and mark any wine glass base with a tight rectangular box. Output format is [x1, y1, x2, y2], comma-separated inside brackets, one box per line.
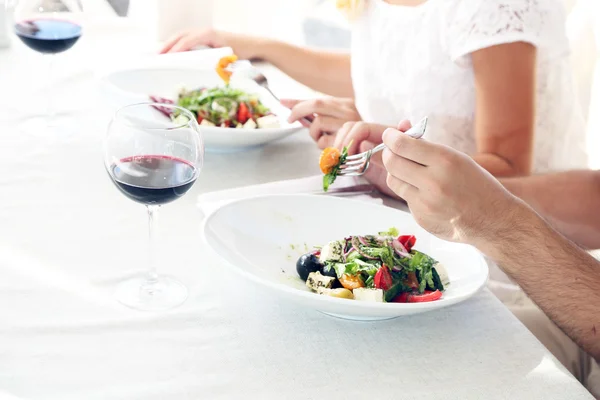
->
[115, 276, 188, 311]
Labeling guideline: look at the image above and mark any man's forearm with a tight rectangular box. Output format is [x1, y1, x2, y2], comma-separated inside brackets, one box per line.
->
[501, 170, 600, 249]
[475, 204, 600, 360]
[255, 39, 353, 97]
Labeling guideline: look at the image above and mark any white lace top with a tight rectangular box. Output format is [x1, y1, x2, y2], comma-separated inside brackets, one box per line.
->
[351, 0, 588, 172]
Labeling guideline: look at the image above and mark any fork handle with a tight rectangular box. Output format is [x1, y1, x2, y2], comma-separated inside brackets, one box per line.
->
[370, 143, 387, 155]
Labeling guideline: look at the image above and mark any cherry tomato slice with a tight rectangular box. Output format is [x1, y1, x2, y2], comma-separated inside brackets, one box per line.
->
[374, 265, 393, 290]
[398, 235, 416, 252]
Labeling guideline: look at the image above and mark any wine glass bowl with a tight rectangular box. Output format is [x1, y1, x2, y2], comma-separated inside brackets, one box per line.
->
[11, 0, 83, 54]
[104, 103, 204, 311]
[8, 0, 84, 134]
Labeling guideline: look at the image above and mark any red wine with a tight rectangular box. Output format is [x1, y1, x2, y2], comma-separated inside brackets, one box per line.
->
[15, 19, 82, 54]
[110, 155, 197, 205]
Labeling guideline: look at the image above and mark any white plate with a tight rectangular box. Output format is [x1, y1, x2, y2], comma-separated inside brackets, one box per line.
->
[99, 67, 303, 152]
[203, 194, 489, 321]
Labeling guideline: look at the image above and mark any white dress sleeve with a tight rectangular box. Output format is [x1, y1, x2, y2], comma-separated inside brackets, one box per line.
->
[442, 0, 571, 65]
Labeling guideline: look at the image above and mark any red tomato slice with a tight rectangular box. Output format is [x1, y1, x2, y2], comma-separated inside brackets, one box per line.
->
[374, 265, 393, 290]
[237, 102, 250, 124]
[398, 235, 416, 252]
[392, 290, 442, 303]
[409, 290, 442, 302]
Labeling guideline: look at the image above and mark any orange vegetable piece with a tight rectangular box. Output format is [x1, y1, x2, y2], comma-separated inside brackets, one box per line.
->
[339, 274, 365, 290]
[319, 147, 341, 174]
[216, 54, 238, 84]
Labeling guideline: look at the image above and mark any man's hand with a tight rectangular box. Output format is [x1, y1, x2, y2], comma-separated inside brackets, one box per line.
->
[381, 122, 523, 245]
[281, 97, 361, 149]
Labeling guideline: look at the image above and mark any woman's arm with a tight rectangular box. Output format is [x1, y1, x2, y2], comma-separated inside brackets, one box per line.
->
[501, 171, 600, 249]
[470, 42, 537, 177]
[160, 29, 353, 97]
[254, 40, 353, 97]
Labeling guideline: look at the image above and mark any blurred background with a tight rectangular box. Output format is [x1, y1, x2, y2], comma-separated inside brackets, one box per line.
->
[102, 0, 600, 166]
[2, 0, 599, 165]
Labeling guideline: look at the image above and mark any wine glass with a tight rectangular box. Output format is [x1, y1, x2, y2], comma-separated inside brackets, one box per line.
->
[104, 103, 204, 311]
[8, 0, 83, 132]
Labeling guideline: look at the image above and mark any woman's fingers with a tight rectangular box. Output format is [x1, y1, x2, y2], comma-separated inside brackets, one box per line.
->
[287, 98, 351, 123]
[308, 115, 344, 142]
[317, 134, 335, 150]
[168, 36, 199, 53]
[280, 99, 302, 109]
[335, 122, 387, 155]
[160, 32, 185, 54]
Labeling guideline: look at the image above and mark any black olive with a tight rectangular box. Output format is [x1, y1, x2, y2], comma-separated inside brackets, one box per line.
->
[296, 253, 324, 281]
[321, 264, 337, 278]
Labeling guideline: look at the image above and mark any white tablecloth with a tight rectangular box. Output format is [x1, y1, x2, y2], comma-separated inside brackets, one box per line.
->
[0, 18, 594, 400]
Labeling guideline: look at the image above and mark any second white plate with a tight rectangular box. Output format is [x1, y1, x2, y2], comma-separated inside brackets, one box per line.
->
[99, 67, 303, 152]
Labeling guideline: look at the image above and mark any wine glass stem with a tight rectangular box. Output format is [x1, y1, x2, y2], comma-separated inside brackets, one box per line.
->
[146, 205, 160, 284]
[46, 54, 55, 119]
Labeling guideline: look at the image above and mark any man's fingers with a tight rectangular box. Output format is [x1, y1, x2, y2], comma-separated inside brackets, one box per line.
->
[362, 156, 403, 200]
[308, 116, 343, 142]
[386, 174, 419, 203]
[382, 128, 435, 166]
[382, 148, 426, 189]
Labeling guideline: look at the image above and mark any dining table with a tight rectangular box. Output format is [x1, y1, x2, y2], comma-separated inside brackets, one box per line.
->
[0, 16, 595, 400]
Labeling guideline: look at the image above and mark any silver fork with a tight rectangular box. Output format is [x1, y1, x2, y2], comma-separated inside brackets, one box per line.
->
[226, 60, 313, 125]
[338, 117, 428, 177]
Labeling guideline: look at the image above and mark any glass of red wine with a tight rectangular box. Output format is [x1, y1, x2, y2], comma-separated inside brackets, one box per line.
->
[8, 0, 83, 132]
[104, 103, 204, 311]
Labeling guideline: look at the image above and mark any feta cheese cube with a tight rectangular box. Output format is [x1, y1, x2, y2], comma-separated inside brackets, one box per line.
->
[200, 119, 216, 127]
[243, 119, 257, 129]
[319, 240, 343, 263]
[434, 263, 450, 286]
[306, 272, 335, 292]
[256, 115, 280, 129]
[353, 288, 384, 302]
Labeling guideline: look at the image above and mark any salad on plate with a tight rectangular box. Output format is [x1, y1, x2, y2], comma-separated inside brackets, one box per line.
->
[296, 228, 449, 303]
[150, 55, 280, 129]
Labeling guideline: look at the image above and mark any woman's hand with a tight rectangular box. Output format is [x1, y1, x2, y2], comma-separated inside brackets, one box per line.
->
[358, 120, 414, 201]
[159, 28, 263, 60]
[333, 121, 390, 155]
[282, 97, 361, 149]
